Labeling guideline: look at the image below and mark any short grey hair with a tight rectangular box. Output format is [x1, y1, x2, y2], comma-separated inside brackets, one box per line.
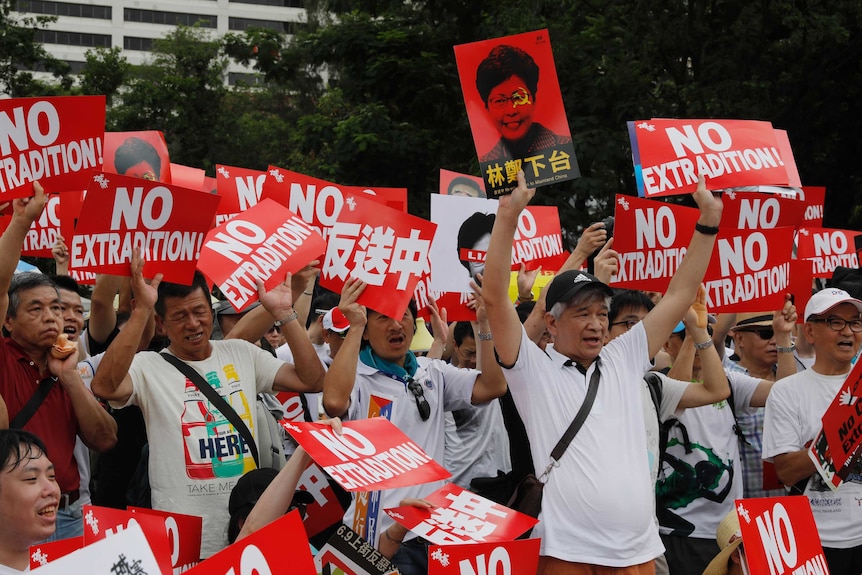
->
[548, 289, 612, 320]
[7, 273, 59, 319]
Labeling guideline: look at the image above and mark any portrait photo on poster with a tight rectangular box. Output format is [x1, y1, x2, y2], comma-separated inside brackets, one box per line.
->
[103, 131, 173, 184]
[455, 29, 579, 196]
[440, 168, 488, 199]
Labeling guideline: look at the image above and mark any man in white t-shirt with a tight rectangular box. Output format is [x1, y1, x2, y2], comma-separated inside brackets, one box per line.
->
[762, 288, 862, 575]
[484, 171, 723, 574]
[0, 429, 61, 574]
[91, 255, 325, 558]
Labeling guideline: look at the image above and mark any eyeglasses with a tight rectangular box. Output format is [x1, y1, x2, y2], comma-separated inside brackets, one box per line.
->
[736, 327, 774, 340]
[267, 325, 281, 334]
[809, 317, 862, 332]
[405, 377, 431, 421]
[488, 87, 532, 109]
[331, 329, 349, 339]
[610, 320, 639, 330]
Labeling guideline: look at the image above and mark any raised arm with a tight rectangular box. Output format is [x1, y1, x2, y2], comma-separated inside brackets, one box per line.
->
[51, 234, 70, 276]
[90, 250, 161, 405]
[469, 278, 508, 404]
[678, 288, 730, 408]
[322, 278, 367, 418]
[0, 182, 47, 319]
[773, 294, 798, 380]
[50, 350, 117, 451]
[642, 176, 723, 358]
[88, 274, 123, 345]
[484, 172, 534, 366]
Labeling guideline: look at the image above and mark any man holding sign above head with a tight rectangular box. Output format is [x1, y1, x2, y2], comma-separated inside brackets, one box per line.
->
[90, 256, 326, 558]
[762, 288, 862, 575]
[322, 277, 508, 575]
[484, 171, 723, 574]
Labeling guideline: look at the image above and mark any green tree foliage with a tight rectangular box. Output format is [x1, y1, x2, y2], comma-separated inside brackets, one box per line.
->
[0, 0, 70, 96]
[80, 47, 129, 107]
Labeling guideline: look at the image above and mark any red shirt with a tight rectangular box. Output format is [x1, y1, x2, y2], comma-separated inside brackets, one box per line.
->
[0, 337, 80, 493]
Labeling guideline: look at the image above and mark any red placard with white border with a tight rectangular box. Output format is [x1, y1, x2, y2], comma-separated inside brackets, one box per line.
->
[0, 96, 105, 199]
[284, 419, 451, 492]
[735, 497, 829, 575]
[384, 483, 537, 545]
[820, 357, 862, 472]
[128, 507, 203, 573]
[719, 189, 805, 231]
[261, 166, 408, 243]
[800, 187, 826, 227]
[796, 228, 861, 278]
[702, 226, 796, 312]
[214, 164, 267, 225]
[413, 266, 476, 323]
[320, 192, 436, 320]
[103, 131, 172, 183]
[21, 194, 61, 257]
[609, 194, 699, 292]
[29, 537, 84, 569]
[70, 171, 220, 284]
[789, 259, 813, 325]
[184, 510, 315, 575]
[428, 539, 541, 575]
[57, 189, 97, 284]
[629, 119, 797, 197]
[82, 504, 173, 575]
[30, 523, 161, 575]
[197, 198, 325, 312]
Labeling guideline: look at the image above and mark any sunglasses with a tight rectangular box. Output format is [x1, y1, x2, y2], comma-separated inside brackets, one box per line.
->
[405, 377, 431, 421]
[736, 327, 774, 340]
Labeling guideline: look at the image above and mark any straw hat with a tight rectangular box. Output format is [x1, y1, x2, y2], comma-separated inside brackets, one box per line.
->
[702, 510, 744, 575]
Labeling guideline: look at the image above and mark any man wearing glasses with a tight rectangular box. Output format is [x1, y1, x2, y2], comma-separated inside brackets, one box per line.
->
[322, 277, 508, 575]
[763, 288, 862, 575]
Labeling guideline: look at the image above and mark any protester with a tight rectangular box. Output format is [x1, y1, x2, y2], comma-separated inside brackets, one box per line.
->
[762, 288, 862, 575]
[0, 430, 61, 574]
[700, 510, 746, 575]
[484, 170, 722, 573]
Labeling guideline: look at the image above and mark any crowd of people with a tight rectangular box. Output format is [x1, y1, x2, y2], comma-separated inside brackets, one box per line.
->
[0, 172, 859, 575]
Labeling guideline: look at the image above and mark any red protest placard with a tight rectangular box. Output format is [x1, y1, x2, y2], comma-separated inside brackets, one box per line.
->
[295, 460, 348, 539]
[702, 226, 796, 312]
[185, 511, 315, 575]
[70, 172, 220, 284]
[0, 96, 105, 199]
[128, 507, 203, 572]
[284, 419, 451, 492]
[440, 169, 487, 198]
[774, 130, 802, 188]
[609, 194, 700, 292]
[427, 539, 541, 575]
[82, 504, 174, 575]
[261, 166, 408, 242]
[385, 483, 537, 545]
[454, 29, 579, 196]
[414, 269, 476, 323]
[789, 259, 813, 325]
[103, 131, 172, 183]
[629, 119, 796, 198]
[719, 190, 805, 231]
[214, 164, 267, 225]
[315, 524, 398, 575]
[796, 227, 861, 278]
[197, 198, 325, 312]
[21, 194, 61, 257]
[29, 537, 83, 569]
[170, 163, 206, 192]
[820, 358, 862, 471]
[800, 187, 826, 227]
[320, 193, 436, 321]
[735, 497, 829, 575]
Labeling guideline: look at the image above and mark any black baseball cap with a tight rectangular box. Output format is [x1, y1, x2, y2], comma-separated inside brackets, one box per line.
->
[228, 468, 315, 516]
[545, 270, 613, 312]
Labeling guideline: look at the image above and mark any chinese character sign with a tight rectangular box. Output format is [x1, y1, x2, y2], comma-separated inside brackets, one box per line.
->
[315, 525, 398, 575]
[427, 539, 541, 575]
[385, 483, 537, 545]
[454, 29, 579, 196]
[82, 505, 174, 575]
[629, 119, 799, 197]
[320, 193, 436, 321]
[0, 96, 105, 199]
[29, 537, 84, 569]
[284, 419, 451, 492]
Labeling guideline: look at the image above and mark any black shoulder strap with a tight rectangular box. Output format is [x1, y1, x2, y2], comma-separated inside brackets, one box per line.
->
[10, 376, 57, 429]
[725, 377, 748, 444]
[159, 352, 260, 468]
[644, 371, 664, 419]
[550, 363, 601, 463]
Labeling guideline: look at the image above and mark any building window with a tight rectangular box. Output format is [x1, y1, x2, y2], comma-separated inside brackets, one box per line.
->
[228, 17, 301, 34]
[123, 36, 154, 51]
[64, 60, 87, 74]
[15, 1, 112, 19]
[124, 8, 216, 28]
[228, 72, 265, 86]
[229, 0, 303, 6]
[34, 29, 111, 47]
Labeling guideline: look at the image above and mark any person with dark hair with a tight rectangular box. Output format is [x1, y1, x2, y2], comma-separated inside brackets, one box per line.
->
[323, 278, 507, 575]
[0, 183, 117, 543]
[447, 176, 486, 198]
[0, 429, 61, 573]
[457, 212, 496, 280]
[114, 137, 161, 181]
[90, 256, 325, 558]
[475, 45, 571, 163]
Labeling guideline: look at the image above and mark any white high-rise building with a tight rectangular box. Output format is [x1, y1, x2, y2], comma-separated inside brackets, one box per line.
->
[12, 0, 305, 84]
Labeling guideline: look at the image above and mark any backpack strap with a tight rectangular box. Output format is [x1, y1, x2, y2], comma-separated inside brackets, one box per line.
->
[10, 376, 57, 429]
[159, 352, 260, 468]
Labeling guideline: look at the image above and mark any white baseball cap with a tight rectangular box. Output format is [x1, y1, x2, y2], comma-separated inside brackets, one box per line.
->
[804, 288, 862, 322]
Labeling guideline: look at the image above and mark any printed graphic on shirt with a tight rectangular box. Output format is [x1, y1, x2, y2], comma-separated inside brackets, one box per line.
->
[352, 394, 393, 543]
[180, 363, 255, 480]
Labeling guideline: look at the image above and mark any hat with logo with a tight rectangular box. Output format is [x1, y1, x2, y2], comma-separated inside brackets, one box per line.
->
[804, 288, 862, 322]
[545, 270, 613, 312]
[701, 510, 744, 575]
[322, 307, 350, 333]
